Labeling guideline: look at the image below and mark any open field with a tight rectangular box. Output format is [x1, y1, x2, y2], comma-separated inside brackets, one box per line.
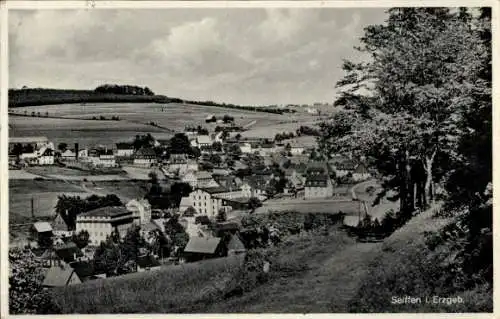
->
[9, 179, 148, 224]
[241, 120, 321, 138]
[26, 166, 93, 177]
[9, 102, 324, 146]
[9, 115, 170, 148]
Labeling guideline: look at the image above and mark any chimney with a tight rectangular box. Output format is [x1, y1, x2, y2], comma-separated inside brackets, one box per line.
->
[75, 143, 79, 160]
[73, 253, 77, 261]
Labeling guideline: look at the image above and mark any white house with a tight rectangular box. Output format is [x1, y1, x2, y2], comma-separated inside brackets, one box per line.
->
[240, 143, 252, 154]
[195, 135, 212, 148]
[189, 188, 224, 217]
[133, 148, 157, 167]
[115, 143, 135, 157]
[126, 199, 152, 225]
[88, 148, 116, 168]
[304, 174, 334, 199]
[60, 149, 76, 161]
[76, 206, 135, 246]
[37, 148, 55, 165]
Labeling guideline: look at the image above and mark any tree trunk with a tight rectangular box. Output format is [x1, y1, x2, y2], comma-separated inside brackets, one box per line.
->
[423, 150, 436, 207]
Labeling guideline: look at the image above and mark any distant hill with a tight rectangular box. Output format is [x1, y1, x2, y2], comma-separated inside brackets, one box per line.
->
[8, 87, 171, 107]
[8, 86, 297, 115]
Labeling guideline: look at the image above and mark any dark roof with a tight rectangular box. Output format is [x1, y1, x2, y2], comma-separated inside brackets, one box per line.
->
[336, 160, 357, 171]
[184, 237, 221, 254]
[81, 206, 129, 218]
[135, 147, 156, 157]
[42, 266, 78, 287]
[70, 261, 100, 279]
[137, 254, 161, 268]
[305, 174, 329, 188]
[54, 242, 84, 263]
[41, 148, 54, 156]
[198, 186, 231, 194]
[116, 142, 134, 149]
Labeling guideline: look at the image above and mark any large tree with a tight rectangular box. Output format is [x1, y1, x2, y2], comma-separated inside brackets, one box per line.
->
[319, 8, 488, 215]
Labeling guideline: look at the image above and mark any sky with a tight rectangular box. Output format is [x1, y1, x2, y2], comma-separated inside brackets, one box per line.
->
[9, 8, 388, 105]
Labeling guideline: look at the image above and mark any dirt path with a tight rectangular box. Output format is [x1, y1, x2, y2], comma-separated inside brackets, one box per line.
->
[239, 241, 383, 313]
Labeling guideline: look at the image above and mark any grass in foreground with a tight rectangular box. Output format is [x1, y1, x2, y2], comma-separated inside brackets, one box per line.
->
[52, 255, 245, 313]
[53, 226, 363, 314]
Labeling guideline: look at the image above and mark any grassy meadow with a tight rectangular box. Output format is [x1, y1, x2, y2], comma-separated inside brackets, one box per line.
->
[52, 255, 246, 313]
[53, 226, 362, 314]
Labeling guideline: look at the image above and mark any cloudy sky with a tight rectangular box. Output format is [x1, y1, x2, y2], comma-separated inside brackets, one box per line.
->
[9, 8, 388, 105]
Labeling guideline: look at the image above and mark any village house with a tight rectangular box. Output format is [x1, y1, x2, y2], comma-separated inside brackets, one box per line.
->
[31, 222, 53, 243]
[133, 147, 157, 167]
[333, 160, 357, 177]
[126, 199, 152, 225]
[196, 171, 219, 188]
[136, 254, 162, 272]
[189, 188, 225, 217]
[69, 260, 107, 282]
[240, 142, 253, 154]
[191, 135, 212, 148]
[227, 235, 247, 256]
[352, 163, 372, 181]
[304, 174, 334, 199]
[76, 206, 135, 246]
[42, 264, 82, 288]
[60, 149, 77, 162]
[88, 148, 116, 168]
[38, 148, 55, 165]
[115, 142, 135, 157]
[54, 242, 85, 264]
[181, 237, 224, 263]
[51, 213, 74, 238]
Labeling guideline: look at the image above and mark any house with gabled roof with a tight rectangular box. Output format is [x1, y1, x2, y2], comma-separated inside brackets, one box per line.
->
[304, 174, 334, 199]
[115, 142, 135, 157]
[134, 147, 157, 167]
[42, 264, 81, 288]
[227, 234, 247, 256]
[181, 237, 224, 263]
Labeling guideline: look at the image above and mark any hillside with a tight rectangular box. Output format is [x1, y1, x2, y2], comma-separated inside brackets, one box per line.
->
[8, 88, 170, 107]
[52, 205, 491, 313]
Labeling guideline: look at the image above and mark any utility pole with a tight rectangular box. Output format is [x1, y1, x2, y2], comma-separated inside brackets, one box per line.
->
[31, 197, 35, 220]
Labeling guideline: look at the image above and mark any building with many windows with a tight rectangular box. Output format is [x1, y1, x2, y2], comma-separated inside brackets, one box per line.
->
[75, 206, 135, 246]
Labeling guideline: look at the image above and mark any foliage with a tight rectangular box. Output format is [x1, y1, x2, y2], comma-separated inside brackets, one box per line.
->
[216, 209, 228, 222]
[94, 84, 155, 96]
[164, 214, 190, 254]
[55, 194, 123, 230]
[72, 230, 90, 249]
[9, 248, 61, 314]
[169, 133, 192, 155]
[133, 134, 155, 150]
[9, 88, 168, 107]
